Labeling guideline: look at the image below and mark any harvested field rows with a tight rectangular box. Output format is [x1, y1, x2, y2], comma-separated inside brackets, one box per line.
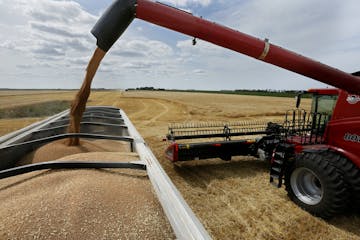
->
[0, 90, 359, 240]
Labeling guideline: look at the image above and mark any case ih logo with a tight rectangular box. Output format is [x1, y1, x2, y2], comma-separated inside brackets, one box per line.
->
[346, 95, 360, 104]
[344, 133, 360, 143]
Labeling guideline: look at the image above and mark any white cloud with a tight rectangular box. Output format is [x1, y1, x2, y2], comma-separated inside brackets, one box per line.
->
[121, 61, 157, 69]
[177, 39, 226, 57]
[0, 0, 182, 89]
[193, 69, 205, 74]
[0, 0, 101, 89]
[173, 0, 360, 90]
[0, 0, 359, 90]
[214, 0, 354, 59]
[161, 0, 211, 7]
[0, 0, 96, 59]
[111, 39, 173, 58]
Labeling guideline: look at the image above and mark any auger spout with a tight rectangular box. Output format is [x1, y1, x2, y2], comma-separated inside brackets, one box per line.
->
[91, 0, 136, 52]
[91, 0, 360, 94]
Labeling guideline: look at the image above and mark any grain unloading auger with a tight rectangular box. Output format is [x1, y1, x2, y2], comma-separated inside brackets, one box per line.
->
[91, 0, 360, 93]
[91, 0, 360, 218]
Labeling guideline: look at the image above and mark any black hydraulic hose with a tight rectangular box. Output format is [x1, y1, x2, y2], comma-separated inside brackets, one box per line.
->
[0, 161, 146, 180]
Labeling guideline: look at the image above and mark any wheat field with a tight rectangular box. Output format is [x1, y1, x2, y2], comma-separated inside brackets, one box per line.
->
[0, 90, 359, 240]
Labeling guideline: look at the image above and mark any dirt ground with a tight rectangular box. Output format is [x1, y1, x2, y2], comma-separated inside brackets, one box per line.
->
[0, 90, 359, 240]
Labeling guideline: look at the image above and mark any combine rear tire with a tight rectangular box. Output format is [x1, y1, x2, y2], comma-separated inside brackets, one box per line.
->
[285, 152, 349, 219]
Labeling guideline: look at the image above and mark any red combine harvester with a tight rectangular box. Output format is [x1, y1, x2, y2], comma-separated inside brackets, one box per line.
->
[92, 0, 360, 218]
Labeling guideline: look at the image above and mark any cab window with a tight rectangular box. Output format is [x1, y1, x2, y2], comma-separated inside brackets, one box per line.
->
[311, 95, 338, 115]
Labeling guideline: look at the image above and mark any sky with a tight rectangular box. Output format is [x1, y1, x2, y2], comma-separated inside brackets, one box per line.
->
[0, 0, 359, 90]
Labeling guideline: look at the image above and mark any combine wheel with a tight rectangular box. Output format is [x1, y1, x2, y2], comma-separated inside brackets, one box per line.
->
[285, 152, 349, 219]
[331, 152, 360, 211]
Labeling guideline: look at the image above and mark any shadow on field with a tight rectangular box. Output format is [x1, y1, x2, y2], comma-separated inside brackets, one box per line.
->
[173, 157, 268, 189]
[0, 100, 71, 119]
[329, 213, 360, 237]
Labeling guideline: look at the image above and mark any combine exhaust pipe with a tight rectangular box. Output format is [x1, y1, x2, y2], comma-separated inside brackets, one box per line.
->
[92, 0, 360, 94]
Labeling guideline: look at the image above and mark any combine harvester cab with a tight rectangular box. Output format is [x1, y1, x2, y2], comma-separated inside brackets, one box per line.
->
[0, 107, 211, 240]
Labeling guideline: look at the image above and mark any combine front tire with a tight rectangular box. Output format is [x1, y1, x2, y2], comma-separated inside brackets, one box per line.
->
[285, 152, 349, 219]
[332, 152, 360, 211]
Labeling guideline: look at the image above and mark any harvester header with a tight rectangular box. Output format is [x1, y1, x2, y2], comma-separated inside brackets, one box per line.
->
[91, 0, 360, 94]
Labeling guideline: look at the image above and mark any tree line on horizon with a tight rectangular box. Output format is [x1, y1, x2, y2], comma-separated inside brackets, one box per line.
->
[125, 87, 309, 98]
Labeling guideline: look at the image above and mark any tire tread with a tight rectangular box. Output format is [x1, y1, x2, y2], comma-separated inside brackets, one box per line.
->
[285, 151, 350, 219]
